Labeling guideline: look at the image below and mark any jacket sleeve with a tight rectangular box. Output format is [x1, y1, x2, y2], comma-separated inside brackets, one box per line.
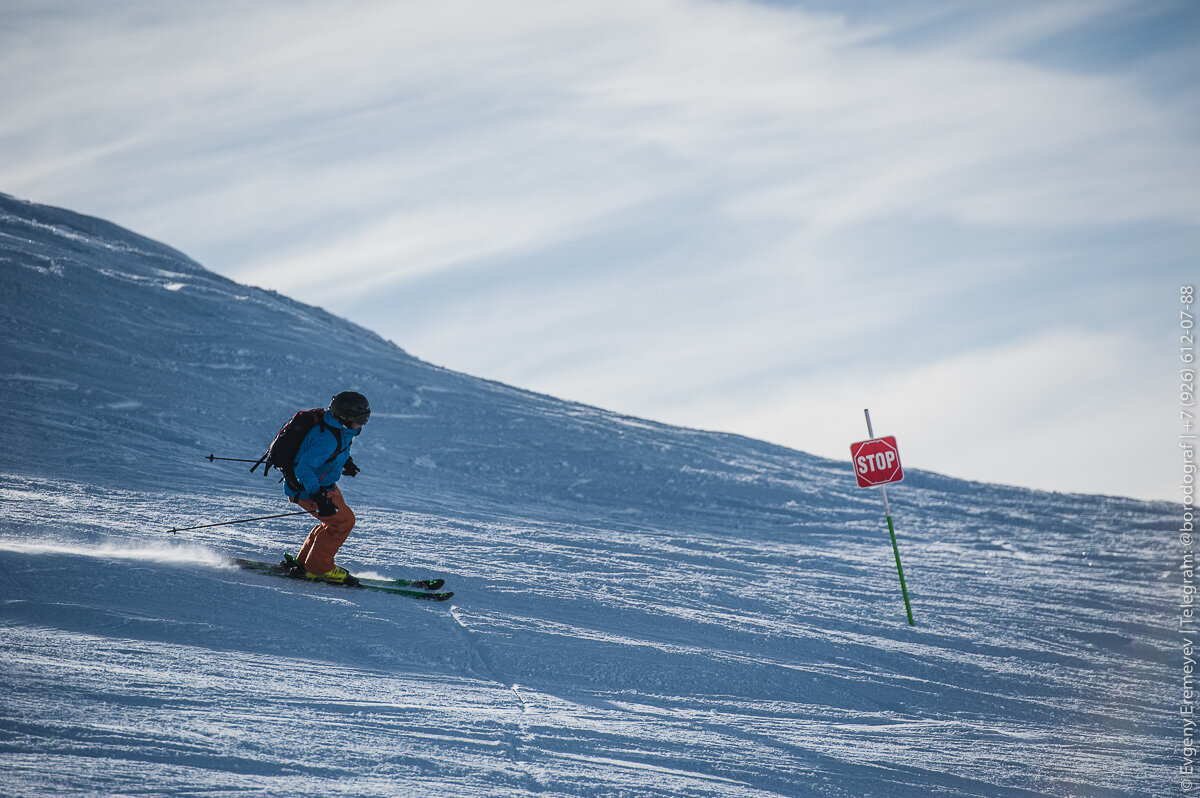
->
[292, 429, 337, 498]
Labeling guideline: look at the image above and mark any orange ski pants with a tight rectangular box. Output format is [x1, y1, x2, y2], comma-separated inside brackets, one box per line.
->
[293, 485, 355, 575]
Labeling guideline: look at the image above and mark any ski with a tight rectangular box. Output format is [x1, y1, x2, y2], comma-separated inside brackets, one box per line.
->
[361, 575, 446, 591]
[230, 558, 454, 602]
[280, 554, 444, 591]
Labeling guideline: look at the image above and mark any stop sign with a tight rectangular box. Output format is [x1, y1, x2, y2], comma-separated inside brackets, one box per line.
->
[850, 435, 904, 488]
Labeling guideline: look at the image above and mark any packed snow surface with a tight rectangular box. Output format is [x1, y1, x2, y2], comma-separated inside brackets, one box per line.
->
[0, 193, 1177, 796]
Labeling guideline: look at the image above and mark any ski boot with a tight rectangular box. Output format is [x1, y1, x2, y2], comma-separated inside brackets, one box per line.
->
[303, 565, 359, 586]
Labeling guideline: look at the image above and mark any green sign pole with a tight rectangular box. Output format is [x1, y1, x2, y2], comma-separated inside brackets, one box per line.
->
[880, 486, 914, 626]
[864, 409, 915, 626]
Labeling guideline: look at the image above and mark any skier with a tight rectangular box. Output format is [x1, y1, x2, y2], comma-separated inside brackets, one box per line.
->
[287, 391, 370, 582]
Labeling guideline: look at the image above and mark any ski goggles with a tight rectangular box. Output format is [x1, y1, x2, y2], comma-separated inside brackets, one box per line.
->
[335, 409, 370, 426]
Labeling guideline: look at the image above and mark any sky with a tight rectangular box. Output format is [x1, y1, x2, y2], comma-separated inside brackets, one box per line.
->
[3, 0, 1197, 502]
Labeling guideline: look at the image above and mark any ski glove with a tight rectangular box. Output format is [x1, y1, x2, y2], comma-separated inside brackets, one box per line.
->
[342, 457, 359, 477]
[313, 489, 338, 517]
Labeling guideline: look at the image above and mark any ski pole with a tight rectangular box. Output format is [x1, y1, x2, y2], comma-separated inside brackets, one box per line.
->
[206, 454, 260, 464]
[168, 511, 308, 535]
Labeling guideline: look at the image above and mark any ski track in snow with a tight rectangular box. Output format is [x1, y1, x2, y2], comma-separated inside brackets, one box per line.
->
[0, 194, 1180, 797]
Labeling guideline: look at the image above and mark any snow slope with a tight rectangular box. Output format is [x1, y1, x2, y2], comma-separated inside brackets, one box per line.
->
[0, 193, 1178, 797]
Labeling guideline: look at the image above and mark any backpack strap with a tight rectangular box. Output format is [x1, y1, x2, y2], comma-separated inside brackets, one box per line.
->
[282, 414, 346, 493]
[315, 414, 346, 456]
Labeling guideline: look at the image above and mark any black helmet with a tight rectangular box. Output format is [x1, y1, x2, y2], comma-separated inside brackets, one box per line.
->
[329, 391, 370, 426]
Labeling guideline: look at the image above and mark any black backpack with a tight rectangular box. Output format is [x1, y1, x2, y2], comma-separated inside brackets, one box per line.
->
[251, 408, 343, 492]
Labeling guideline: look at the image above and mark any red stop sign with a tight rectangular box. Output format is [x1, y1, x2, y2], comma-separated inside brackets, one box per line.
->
[850, 436, 904, 488]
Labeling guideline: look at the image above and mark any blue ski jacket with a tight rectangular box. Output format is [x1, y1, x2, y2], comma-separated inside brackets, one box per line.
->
[285, 410, 360, 500]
